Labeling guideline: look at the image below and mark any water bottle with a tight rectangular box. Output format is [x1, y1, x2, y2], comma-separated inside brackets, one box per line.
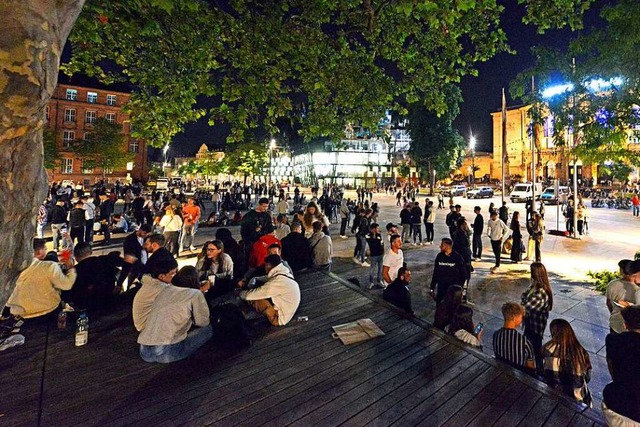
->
[75, 311, 89, 347]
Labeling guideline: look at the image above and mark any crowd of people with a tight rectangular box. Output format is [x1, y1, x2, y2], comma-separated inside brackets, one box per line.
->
[3, 182, 640, 423]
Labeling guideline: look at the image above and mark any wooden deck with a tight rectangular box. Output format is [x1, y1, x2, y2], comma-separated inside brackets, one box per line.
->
[0, 266, 604, 426]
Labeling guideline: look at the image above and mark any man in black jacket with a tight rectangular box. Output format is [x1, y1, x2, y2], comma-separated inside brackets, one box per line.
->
[383, 267, 413, 314]
[117, 224, 152, 290]
[48, 199, 67, 251]
[281, 222, 312, 273]
[472, 206, 484, 260]
[429, 238, 467, 303]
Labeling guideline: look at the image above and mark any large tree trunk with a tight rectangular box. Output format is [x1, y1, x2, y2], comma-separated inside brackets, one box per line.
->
[0, 1, 85, 308]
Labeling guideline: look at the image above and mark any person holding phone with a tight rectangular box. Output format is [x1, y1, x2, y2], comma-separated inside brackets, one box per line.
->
[446, 305, 483, 347]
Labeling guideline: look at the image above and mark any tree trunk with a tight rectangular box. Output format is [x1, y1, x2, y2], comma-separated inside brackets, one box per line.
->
[0, 0, 85, 308]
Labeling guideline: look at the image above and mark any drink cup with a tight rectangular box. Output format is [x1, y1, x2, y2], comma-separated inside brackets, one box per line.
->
[208, 275, 216, 287]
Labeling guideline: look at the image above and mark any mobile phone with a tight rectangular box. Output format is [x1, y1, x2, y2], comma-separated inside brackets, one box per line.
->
[474, 322, 484, 335]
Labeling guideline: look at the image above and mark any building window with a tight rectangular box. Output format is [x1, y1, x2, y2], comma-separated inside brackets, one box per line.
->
[85, 111, 97, 124]
[129, 140, 140, 153]
[105, 112, 116, 124]
[66, 89, 77, 101]
[87, 92, 98, 103]
[64, 108, 76, 122]
[81, 161, 93, 174]
[62, 131, 75, 148]
[103, 167, 114, 175]
[61, 158, 73, 174]
[106, 94, 117, 106]
[45, 106, 50, 122]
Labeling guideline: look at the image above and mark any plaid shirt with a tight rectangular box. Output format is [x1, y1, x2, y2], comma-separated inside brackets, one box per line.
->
[521, 286, 551, 338]
[542, 342, 592, 406]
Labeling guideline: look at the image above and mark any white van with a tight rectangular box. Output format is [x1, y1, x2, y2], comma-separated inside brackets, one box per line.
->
[540, 186, 571, 204]
[509, 182, 543, 203]
[156, 177, 169, 191]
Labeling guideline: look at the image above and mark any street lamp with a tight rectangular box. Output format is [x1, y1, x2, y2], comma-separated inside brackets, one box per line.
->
[469, 135, 476, 189]
[268, 138, 276, 189]
[163, 144, 170, 174]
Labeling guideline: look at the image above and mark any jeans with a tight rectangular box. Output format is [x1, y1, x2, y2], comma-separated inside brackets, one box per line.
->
[164, 231, 180, 256]
[84, 219, 94, 243]
[51, 223, 65, 250]
[140, 325, 213, 363]
[424, 223, 434, 243]
[472, 233, 482, 259]
[633, 205, 639, 216]
[369, 255, 383, 285]
[340, 217, 348, 236]
[356, 235, 367, 262]
[491, 239, 502, 267]
[180, 224, 196, 250]
[411, 224, 422, 243]
[37, 223, 46, 239]
[401, 224, 410, 242]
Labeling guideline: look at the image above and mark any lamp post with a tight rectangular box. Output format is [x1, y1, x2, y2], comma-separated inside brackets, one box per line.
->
[470, 135, 476, 189]
[268, 138, 276, 189]
[163, 144, 169, 175]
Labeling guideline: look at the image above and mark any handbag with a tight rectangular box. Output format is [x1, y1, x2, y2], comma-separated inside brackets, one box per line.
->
[332, 318, 385, 345]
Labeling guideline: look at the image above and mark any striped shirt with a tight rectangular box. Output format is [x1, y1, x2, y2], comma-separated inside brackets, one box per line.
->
[493, 328, 535, 370]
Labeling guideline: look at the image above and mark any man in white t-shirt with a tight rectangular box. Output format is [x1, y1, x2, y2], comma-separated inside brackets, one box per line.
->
[382, 234, 404, 288]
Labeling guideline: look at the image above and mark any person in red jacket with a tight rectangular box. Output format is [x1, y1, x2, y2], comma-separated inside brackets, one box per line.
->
[248, 228, 280, 269]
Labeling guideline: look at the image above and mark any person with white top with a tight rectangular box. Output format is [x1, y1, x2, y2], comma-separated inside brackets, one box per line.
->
[606, 259, 640, 333]
[382, 234, 404, 288]
[132, 250, 177, 331]
[238, 254, 300, 326]
[157, 205, 183, 257]
[486, 210, 509, 273]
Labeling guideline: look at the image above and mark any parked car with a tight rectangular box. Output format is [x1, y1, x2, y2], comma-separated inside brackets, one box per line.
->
[446, 185, 467, 197]
[540, 186, 571, 204]
[155, 177, 169, 191]
[509, 182, 543, 203]
[467, 186, 494, 199]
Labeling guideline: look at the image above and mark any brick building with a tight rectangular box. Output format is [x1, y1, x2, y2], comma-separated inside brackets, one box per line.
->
[46, 84, 148, 187]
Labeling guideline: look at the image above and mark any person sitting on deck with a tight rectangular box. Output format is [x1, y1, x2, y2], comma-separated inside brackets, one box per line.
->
[66, 242, 123, 313]
[493, 302, 536, 375]
[281, 222, 312, 273]
[238, 244, 292, 290]
[382, 267, 413, 314]
[132, 249, 178, 331]
[138, 265, 212, 363]
[5, 238, 76, 321]
[238, 254, 300, 326]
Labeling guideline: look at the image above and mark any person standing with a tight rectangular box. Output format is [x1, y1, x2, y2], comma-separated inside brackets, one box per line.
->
[338, 199, 350, 239]
[82, 196, 96, 244]
[522, 262, 553, 371]
[240, 197, 272, 261]
[180, 198, 201, 253]
[452, 217, 473, 294]
[631, 193, 639, 217]
[157, 205, 183, 257]
[499, 201, 509, 226]
[410, 201, 423, 245]
[510, 211, 523, 263]
[487, 210, 509, 273]
[382, 235, 404, 288]
[437, 192, 445, 209]
[36, 201, 49, 239]
[355, 209, 371, 266]
[399, 204, 412, 243]
[365, 223, 384, 289]
[429, 238, 467, 303]
[472, 206, 483, 260]
[424, 200, 435, 245]
[605, 259, 640, 334]
[67, 200, 88, 246]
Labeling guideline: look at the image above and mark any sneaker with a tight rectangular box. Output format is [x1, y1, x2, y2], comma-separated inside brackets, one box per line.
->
[370, 283, 384, 290]
[368, 282, 375, 289]
[353, 257, 362, 265]
[340, 235, 348, 239]
[491, 266, 500, 273]
[189, 245, 196, 251]
[361, 261, 371, 267]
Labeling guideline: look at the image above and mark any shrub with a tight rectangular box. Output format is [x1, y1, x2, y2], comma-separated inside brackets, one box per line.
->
[586, 270, 619, 294]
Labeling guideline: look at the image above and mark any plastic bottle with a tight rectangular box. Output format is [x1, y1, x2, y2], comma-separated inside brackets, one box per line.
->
[75, 311, 89, 347]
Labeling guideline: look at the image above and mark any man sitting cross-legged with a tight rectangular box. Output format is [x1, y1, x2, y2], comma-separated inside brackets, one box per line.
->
[238, 254, 300, 326]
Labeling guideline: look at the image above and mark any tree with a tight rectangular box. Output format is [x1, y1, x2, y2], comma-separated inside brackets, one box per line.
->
[69, 118, 134, 178]
[224, 142, 269, 185]
[0, 0, 597, 313]
[406, 85, 466, 195]
[43, 128, 60, 171]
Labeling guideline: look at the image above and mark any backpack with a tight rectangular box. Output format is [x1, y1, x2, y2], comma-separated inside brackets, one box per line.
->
[209, 304, 253, 347]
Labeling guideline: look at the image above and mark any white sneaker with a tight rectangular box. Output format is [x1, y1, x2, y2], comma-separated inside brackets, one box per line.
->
[361, 261, 371, 267]
[189, 245, 196, 251]
[340, 235, 348, 239]
[353, 257, 362, 265]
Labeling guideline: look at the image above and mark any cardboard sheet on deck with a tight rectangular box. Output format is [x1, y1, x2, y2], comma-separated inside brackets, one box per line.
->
[331, 318, 385, 345]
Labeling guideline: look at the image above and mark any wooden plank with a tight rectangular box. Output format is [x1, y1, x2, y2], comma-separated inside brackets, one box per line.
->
[568, 413, 595, 427]
[463, 379, 528, 427]
[543, 404, 579, 427]
[340, 355, 479, 427]
[493, 387, 543, 427]
[517, 396, 558, 427]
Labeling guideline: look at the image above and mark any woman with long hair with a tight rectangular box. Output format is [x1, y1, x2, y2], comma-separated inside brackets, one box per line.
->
[510, 211, 523, 263]
[452, 217, 472, 284]
[302, 201, 329, 238]
[542, 319, 592, 406]
[433, 285, 464, 330]
[157, 205, 183, 257]
[446, 305, 482, 347]
[195, 240, 235, 299]
[215, 228, 243, 277]
[522, 262, 554, 371]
